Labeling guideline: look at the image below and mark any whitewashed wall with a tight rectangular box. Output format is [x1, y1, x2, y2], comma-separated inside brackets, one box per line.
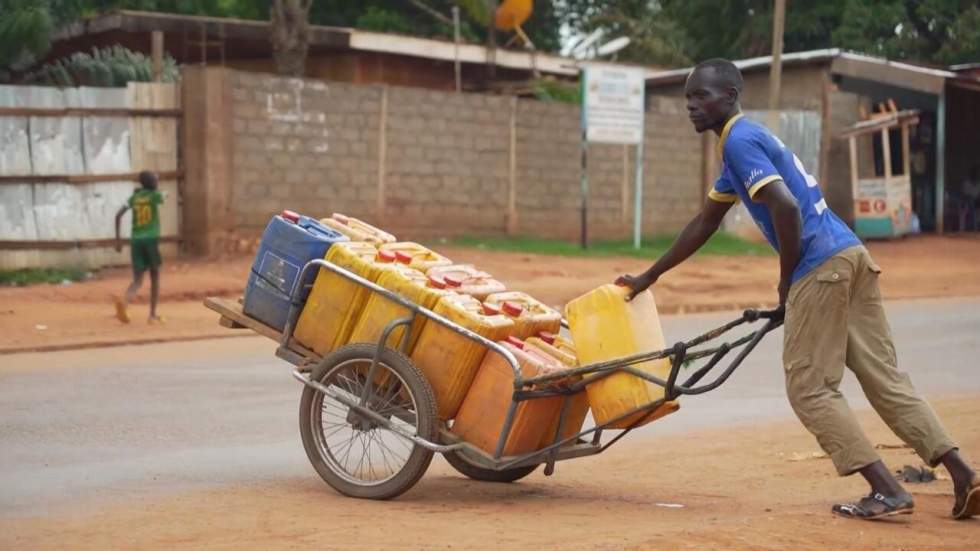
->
[0, 83, 179, 270]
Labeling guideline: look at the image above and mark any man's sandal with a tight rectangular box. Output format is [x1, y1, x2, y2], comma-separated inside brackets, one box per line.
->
[831, 493, 914, 520]
[952, 475, 980, 520]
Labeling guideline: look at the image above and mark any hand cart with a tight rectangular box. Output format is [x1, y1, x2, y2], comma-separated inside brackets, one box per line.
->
[205, 258, 783, 500]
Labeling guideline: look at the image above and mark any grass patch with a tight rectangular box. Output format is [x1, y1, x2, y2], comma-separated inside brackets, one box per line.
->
[0, 267, 90, 287]
[447, 232, 774, 259]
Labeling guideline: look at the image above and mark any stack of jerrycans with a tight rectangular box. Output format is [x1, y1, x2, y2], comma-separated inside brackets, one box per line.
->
[410, 294, 513, 419]
[427, 264, 506, 300]
[484, 291, 561, 339]
[524, 331, 591, 447]
[381, 242, 452, 272]
[348, 268, 455, 354]
[243, 210, 348, 332]
[565, 284, 679, 429]
[320, 213, 396, 246]
[293, 243, 400, 355]
[452, 336, 571, 455]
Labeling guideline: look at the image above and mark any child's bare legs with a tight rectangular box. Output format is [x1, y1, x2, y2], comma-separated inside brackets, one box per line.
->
[115, 270, 145, 323]
[125, 270, 145, 304]
[148, 267, 162, 321]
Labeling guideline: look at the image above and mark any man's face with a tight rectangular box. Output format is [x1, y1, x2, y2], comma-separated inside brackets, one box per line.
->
[684, 67, 736, 133]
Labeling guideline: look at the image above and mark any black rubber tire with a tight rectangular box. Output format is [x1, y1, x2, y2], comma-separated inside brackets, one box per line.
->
[299, 343, 437, 500]
[444, 449, 538, 483]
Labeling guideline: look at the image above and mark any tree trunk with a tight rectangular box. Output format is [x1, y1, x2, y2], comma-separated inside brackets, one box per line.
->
[270, 0, 312, 77]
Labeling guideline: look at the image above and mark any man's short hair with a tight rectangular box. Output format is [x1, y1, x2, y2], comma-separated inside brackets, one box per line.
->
[694, 58, 744, 92]
[138, 170, 157, 188]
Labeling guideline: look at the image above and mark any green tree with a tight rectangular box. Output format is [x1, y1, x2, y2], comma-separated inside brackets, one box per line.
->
[0, 1, 57, 78]
[832, 0, 980, 65]
[936, 6, 980, 64]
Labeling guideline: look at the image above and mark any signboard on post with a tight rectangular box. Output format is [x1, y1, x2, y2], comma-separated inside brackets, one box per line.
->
[580, 63, 646, 249]
[583, 64, 646, 145]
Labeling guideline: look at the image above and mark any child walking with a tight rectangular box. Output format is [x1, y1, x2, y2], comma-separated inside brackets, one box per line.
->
[114, 170, 165, 324]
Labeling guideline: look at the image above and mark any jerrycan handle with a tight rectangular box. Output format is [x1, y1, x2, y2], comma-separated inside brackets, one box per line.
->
[297, 215, 340, 240]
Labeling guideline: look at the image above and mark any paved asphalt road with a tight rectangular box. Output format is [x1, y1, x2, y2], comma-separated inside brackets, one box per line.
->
[2, 297, 978, 516]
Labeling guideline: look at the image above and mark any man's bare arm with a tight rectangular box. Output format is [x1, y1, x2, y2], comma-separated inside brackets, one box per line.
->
[114, 205, 128, 252]
[752, 180, 801, 305]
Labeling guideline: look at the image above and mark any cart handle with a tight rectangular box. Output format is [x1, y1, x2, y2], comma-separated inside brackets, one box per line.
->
[520, 307, 783, 389]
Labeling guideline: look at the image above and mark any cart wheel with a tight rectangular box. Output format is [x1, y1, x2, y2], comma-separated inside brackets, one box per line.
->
[444, 449, 538, 483]
[299, 343, 437, 500]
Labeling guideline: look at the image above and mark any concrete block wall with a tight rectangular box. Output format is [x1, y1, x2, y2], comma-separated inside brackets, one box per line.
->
[229, 72, 383, 229]
[220, 69, 704, 240]
[385, 87, 511, 236]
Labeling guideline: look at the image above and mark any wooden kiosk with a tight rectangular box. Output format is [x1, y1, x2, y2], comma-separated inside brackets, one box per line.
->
[840, 109, 920, 239]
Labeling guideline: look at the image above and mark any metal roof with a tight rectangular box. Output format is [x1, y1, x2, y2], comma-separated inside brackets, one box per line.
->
[645, 49, 961, 95]
[52, 10, 588, 76]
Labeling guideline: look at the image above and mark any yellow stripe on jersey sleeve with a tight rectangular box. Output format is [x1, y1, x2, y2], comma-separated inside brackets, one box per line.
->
[748, 175, 781, 200]
[708, 189, 739, 203]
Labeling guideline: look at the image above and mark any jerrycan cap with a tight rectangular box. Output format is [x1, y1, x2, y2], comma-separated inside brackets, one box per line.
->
[443, 275, 464, 288]
[501, 301, 524, 318]
[377, 250, 397, 263]
[331, 213, 350, 225]
[281, 210, 300, 223]
[394, 251, 414, 264]
[505, 335, 525, 349]
[536, 331, 557, 345]
[427, 275, 447, 289]
[482, 302, 501, 316]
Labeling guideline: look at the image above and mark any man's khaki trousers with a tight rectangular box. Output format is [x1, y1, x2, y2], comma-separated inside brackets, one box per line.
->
[783, 245, 956, 475]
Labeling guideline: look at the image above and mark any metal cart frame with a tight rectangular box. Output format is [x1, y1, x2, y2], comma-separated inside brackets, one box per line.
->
[206, 258, 783, 499]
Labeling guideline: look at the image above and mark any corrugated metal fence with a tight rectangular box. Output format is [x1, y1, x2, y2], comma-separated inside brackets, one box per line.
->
[0, 82, 181, 270]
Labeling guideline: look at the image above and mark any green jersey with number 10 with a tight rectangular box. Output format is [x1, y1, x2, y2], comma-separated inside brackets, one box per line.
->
[128, 188, 163, 240]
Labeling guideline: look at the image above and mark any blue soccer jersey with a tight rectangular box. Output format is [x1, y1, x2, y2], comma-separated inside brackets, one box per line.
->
[709, 114, 861, 282]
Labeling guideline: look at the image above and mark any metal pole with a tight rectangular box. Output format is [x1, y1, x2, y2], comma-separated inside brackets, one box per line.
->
[766, 0, 786, 132]
[376, 85, 389, 222]
[580, 67, 589, 249]
[580, 129, 589, 249]
[633, 133, 644, 249]
[452, 6, 462, 93]
[936, 88, 946, 234]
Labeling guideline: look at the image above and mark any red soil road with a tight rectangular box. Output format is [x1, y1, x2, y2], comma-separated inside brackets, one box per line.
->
[1, 395, 977, 549]
[1, 235, 979, 353]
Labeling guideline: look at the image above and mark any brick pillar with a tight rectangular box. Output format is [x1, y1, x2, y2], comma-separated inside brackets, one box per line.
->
[181, 66, 234, 255]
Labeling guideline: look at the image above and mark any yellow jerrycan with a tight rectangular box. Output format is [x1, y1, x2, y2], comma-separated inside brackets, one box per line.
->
[293, 243, 398, 355]
[410, 295, 513, 419]
[565, 284, 679, 429]
[485, 291, 561, 339]
[380, 242, 452, 272]
[320, 213, 396, 247]
[525, 333, 591, 446]
[348, 267, 455, 354]
[452, 336, 567, 456]
[426, 264, 506, 300]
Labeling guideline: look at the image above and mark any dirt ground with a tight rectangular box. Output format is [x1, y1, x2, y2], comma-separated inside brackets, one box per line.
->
[2, 234, 980, 354]
[2, 395, 977, 549]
